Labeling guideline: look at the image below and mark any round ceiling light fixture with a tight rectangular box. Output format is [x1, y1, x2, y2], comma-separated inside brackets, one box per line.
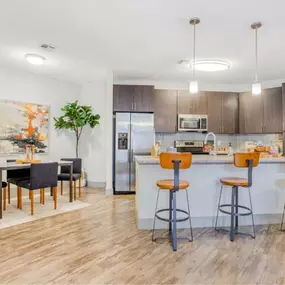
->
[189, 60, 230, 72]
[25, 53, 46, 65]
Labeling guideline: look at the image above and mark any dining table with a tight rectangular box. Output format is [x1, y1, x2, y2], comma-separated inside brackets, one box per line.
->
[0, 160, 73, 219]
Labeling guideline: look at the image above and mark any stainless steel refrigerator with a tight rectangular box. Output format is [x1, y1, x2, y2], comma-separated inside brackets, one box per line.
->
[113, 112, 154, 194]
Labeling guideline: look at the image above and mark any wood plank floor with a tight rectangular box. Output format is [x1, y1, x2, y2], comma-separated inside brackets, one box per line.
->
[1, 187, 285, 284]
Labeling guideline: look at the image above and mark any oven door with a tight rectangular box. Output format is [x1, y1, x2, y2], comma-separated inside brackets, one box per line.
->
[178, 115, 201, 131]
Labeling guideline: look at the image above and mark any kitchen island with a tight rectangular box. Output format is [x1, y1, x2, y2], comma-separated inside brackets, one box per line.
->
[135, 155, 285, 229]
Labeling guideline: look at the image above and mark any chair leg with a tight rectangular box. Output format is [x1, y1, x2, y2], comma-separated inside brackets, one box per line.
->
[61, 181, 63, 195]
[79, 178, 81, 197]
[42, 188, 45, 205]
[281, 204, 285, 231]
[17, 187, 19, 208]
[185, 189, 193, 242]
[53, 187, 57, 209]
[74, 180, 76, 200]
[3, 187, 6, 211]
[8, 183, 10, 204]
[29, 190, 31, 200]
[248, 187, 256, 238]
[40, 189, 43, 204]
[215, 184, 224, 231]
[229, 186, 236, 242]
[19, 187, 22, 210]
[30, 190, 34, 215]
[152, 188, 161, 242]
[172, 190, 177, 251]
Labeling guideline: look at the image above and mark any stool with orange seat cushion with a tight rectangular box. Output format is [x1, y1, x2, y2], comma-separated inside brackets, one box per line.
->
[152, 152, 193, 251]
[215, 152, 260, 241]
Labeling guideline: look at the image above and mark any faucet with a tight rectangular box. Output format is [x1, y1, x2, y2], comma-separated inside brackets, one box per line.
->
[204, 132, 216, 155]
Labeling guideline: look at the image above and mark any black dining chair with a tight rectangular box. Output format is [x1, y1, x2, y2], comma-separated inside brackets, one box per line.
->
[58, 158, 82, 200]
[7, 167, 30, 208]
[16, 162, 58, 215]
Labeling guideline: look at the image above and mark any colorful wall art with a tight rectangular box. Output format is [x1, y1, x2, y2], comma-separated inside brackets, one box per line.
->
[0, 100, 49, 154]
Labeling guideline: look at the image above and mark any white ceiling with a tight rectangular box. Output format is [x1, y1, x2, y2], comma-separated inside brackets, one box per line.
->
[0, 0, 285, 85]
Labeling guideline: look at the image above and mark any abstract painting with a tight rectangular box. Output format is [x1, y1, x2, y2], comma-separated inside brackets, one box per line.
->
[0, 100, 49, 154]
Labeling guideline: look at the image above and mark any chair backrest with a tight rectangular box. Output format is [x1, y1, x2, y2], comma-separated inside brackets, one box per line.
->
[7, 168, 30, 180]
[60, 158, 82, 174]
[160, 152, 192, 169]
[30, 162, 58, 190]
[234, 153, 260, 168]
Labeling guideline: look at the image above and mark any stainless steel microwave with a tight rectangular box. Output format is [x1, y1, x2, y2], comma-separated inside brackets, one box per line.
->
[178, 114, 208, 132]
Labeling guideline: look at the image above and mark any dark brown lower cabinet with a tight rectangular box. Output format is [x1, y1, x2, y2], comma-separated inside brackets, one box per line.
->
[154, 89, 177, 133]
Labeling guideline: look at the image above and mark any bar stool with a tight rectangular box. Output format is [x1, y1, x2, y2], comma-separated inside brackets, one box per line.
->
[152, 152, 193, 251]
[215, 152, 260, 241]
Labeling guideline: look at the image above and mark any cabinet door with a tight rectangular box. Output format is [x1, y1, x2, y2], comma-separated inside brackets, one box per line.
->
[222, 92, 239, 134]
[263, 87, 282, 133]
[113, 85, 134, 112]
[207, 92, 223, 133]
[133, 85, 154, 112]
[178, 90, 207, 114]
[239, 91, 263, 133]
[154, 89, 177, 133]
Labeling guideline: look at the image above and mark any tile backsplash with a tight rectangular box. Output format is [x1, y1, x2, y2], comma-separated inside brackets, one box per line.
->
[156, 132, 283, 153]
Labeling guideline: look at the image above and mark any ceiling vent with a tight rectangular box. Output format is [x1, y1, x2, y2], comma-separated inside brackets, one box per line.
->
[40, 44, 56, 52]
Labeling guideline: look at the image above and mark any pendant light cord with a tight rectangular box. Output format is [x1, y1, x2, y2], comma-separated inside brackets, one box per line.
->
[193, 24, 196, 77]
[255, 28, 258, 82]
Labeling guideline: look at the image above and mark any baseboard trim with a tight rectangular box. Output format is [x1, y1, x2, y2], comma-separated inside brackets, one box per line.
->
[137, 213, 283, 230]
[87, 181, 106, 188]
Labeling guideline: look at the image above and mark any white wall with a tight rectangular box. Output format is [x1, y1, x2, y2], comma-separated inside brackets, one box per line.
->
[0, 66, 81, 160]
[79, 79, 107, 186]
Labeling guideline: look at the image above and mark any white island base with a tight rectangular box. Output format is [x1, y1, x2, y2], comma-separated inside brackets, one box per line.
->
[135, 155, 285, 230]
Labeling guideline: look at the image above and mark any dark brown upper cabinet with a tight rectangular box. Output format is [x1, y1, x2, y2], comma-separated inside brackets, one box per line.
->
[207, 92, 239, 134]
[113, 85, 134, 112]
[113, 85, 154, 112]
[239, 87, 282, 134]
[177, 90, 207, 114]
[153, 89, 177, 133]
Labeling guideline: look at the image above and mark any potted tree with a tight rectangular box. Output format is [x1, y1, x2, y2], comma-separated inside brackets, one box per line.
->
[54, 100, 100, 158]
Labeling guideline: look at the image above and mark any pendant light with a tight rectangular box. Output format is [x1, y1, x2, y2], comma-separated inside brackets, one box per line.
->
[251, 22, 262, 95]
[189, 18, 200, 94]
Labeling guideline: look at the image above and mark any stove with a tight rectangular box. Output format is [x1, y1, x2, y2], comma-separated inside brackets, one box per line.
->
[174, 140, 214, 154]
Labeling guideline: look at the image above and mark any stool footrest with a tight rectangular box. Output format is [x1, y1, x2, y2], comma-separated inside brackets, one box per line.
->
[155, 208, 190, 223]
[215, 228, 255, 239]
[219, 204, 252, 216]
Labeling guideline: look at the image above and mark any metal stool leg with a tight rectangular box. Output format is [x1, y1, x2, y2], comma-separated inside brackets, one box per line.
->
[215, 184, 224, 231]
[169, 191, 173, 233]
[172, 190, 177, 251]
[185, 189, 193, 242]
[281, 204, 285, 231]
[229, 186, 236, 241]
[152, 188, 161, 242]
[235, 186, 239, 232]
[248, 187, 256, 238]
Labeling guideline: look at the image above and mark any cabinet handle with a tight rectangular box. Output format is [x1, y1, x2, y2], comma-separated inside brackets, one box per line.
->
[134, 102, 136, 111]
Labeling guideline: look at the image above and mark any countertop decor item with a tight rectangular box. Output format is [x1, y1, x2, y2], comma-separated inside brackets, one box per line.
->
[54, 101, 100, 158]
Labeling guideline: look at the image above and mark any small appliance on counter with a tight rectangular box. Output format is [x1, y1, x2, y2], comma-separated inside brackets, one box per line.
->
[175, 140, 213, 154]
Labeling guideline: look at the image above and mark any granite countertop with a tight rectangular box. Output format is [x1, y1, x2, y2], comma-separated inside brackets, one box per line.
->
[135, 155, 285, 165]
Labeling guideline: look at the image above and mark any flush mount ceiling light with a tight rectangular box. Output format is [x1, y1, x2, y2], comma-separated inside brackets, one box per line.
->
[189, 60, 230, 72]
[25, 53, 46, 65]
[251, 21, 262, 95]
[189, 17, 200, 94]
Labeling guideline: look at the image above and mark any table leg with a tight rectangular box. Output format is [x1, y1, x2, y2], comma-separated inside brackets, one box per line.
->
[0, 170, 3, 219]
[69, 164, 73, 202]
